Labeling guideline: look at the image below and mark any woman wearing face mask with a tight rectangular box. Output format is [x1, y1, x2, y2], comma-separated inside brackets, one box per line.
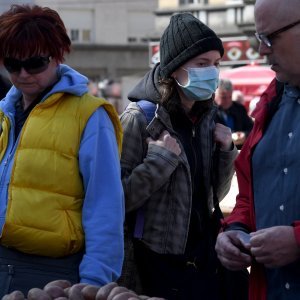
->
[119, 13, 239, 300]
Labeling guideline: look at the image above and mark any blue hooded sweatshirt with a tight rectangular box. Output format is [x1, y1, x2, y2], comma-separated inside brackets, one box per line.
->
[0, 64, 124, 286]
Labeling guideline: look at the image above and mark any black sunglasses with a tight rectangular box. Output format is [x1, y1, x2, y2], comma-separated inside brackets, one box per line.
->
[3, 55, 51, 75]
[255, 20, 300, 48]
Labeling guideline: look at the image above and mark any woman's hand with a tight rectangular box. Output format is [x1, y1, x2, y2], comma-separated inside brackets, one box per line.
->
[214, 123, 233, 151]
[147, 130, 181, 156]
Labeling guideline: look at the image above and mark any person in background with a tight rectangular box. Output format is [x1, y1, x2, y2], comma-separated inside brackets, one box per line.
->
[248, 95, 260, 117]
[215, 0, 300, 299]
[119, 12, 242, 300]
[215, 78, 253, 149]
[232, 90, 245, 106]
[0, 4, 124, 297]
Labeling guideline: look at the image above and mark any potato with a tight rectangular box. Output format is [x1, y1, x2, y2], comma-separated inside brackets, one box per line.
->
[81, 285, 100, 300]
[94, 283, 118, 300]
[2, 291, 25, 300]
[106, 286, 137, 300]
[44, 280, 72, 291]
[27, 288, 51, 300]
[66, 284, 86, 300]
[43, 286, 66, 299]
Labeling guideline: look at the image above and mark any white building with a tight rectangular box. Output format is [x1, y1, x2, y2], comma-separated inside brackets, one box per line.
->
[0, 0, 257, 112]
[0, 0, 256, 78]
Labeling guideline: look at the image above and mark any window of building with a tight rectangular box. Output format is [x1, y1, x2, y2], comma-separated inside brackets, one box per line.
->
[179, 0, 208, 4]
[141, 38, 150, 43]
[62, 9, 94, 43]
[128, 37, 137, 43]
[70, 29, 79, 42]
[82, 29, 91, 42]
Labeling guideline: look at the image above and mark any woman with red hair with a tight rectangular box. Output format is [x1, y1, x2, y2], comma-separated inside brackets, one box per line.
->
[0, 4, 124, 296]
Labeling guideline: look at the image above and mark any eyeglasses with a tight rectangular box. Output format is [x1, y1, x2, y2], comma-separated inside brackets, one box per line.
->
[255, 20, 300, 48]
[3, 55, 51, 75]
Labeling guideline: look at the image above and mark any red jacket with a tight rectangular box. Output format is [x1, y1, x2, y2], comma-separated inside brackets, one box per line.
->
[222, 78, 300, 300]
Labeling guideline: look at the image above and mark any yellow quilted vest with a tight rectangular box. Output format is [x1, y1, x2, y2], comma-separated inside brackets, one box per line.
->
[0, 92, 122, 257]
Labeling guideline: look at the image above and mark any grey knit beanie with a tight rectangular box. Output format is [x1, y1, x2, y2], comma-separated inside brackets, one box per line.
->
[159, 13, 224, 79]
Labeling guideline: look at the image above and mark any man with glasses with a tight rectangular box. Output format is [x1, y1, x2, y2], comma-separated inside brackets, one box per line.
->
[215, 0, 300, 299]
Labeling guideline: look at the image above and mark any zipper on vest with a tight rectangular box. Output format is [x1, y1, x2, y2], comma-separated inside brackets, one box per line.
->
[4, 264, 14, 294]
[8, 264, 14, 275]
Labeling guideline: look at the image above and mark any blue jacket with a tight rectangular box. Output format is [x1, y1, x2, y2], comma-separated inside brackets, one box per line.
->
[0, 64, 124, 286]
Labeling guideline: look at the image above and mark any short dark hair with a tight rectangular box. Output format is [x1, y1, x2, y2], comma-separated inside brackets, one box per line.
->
[0, 4, 71, 62]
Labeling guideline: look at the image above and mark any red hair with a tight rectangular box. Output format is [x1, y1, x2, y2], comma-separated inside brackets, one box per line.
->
[0, 4, 71, 62]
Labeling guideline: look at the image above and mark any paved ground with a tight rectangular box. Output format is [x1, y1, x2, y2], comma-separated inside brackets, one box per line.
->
[219, 172, 239, 217]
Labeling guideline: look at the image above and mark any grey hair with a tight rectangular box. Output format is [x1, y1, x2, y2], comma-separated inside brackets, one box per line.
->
[218, 78, 233, 91]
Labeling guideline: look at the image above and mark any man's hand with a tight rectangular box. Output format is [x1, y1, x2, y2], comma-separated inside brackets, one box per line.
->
[214, 123, 233, 151]
[215, 231, 252, 271]
[147, 130, 181, 156]
[250, 225, 300, 268]
[231, 131, 246, 146]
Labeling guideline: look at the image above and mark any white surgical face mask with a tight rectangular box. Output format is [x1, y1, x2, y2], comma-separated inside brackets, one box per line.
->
[176, 66, 220, 101]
